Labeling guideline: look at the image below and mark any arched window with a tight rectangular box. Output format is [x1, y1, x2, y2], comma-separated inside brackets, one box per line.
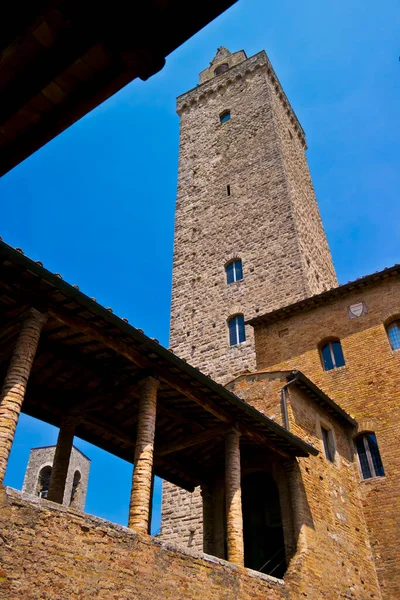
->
[320, 340, 345, 371]
[355, 433, 385, 479]
[220, 110, 230, 124]
[70, 470, 81, 506]
[228, 315, 245, 346]
[386, 321, 400, 350]
[214, 63, 229, 76]
[37, 466, 52, 499]
[225, 259, 243, 284]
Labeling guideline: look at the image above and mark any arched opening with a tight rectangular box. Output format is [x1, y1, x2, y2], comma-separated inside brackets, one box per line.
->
[70, 470, 81, 506]
[214, 63, 229, 76]
[37, 465, 52, 499]
[242, 471, 287, 578]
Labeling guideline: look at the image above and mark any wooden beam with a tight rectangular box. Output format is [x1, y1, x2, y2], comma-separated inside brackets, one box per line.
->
[156, 424, 229, 457]
[49, 307, 291, 457]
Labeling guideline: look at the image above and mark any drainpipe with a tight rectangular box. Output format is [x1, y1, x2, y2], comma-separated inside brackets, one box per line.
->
[281, 371, 300, 431]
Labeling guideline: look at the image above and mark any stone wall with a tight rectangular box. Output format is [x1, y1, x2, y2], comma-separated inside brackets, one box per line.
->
[252, 275, 400, 599]
[0, 483, 382, 599]
[164, 46, 337, 551]
[0, 486, 286, 600]
[226, 372, 382, 599]
[22, 445, 90, 511]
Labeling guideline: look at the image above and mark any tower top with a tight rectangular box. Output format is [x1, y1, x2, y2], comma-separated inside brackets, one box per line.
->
[199, 47, 247, 84]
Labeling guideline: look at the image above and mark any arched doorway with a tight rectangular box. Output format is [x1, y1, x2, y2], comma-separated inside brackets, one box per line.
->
[242, 471, 287, 578]
[70, 470, 81, 506]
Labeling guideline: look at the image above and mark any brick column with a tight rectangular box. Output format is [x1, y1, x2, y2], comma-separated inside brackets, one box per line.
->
[0, 309, 46, 483]
[129, 376, 159, 533]
[47, 414, 78, 504]
[225, 429, 244, 565]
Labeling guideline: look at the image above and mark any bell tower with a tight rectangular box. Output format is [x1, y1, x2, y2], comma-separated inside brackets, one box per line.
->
[162, 48, 337, 549]
[169, 47, 337, 385]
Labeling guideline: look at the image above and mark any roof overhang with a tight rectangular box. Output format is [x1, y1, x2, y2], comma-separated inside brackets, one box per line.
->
[0, 0, 237, 177]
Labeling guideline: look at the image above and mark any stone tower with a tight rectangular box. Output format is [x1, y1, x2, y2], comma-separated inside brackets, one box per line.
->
[169, 47, 337, 385]
[162, 47, 337, 549]
[22, 445, 90, 511]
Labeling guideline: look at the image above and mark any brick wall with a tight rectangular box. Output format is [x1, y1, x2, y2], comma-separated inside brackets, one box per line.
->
[226, 372, 382, 599]
[0, 486, 287, 600]
[253, 275, 400, 599]
[0, 482, 382, 599]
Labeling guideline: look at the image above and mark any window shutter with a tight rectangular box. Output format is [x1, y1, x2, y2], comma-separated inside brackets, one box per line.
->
[229, 318, 237, 345]
[321, 344, 334, 371]
[238, 315, 246, 343]
[236, 260, 243, 281]
[226, 263, 234, 284]
[356, 437, 372, 479]
[332, 341, 345, 368]
[367, 434, 385, 477]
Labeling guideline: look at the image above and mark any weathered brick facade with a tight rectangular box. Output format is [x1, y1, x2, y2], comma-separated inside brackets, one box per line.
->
[251, 270, 400, 599]
[163, 46, 337, 551]
[169, 47, 336, 384]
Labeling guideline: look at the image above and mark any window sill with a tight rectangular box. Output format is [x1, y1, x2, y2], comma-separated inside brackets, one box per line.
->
[360, 475, 386, 484]
[323, 365, 347, 374]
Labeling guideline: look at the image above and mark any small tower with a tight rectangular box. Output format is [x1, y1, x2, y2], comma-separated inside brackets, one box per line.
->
[170, 47, 337, 384]
[162, 47, 338, 550]
[22, 445, 90, 511]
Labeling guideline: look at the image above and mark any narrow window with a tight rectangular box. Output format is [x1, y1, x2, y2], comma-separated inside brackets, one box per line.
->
[37, 466, 52, 499]
[225, 259, 243, 284]
[320, 340, 345, 371]
[220, 110, 230, 124]
[227, 184, 231, 196]
[355, 433, 385, 479]
[321, 426, 335, 462]
[214, 63, 229, 76]
[228, 315, 246, 346]
[386, 321, 400, 350]
[70, 470, 81, 506]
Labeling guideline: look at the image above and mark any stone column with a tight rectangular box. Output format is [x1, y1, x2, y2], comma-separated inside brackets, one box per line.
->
[47, 414, 78, 504]
[129, 376, 159, 533]
[225, 429, 244, 565]
[0, 308, 46, 483]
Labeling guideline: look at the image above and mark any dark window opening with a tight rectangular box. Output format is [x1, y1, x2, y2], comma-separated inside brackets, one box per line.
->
[228, 315, 245, 346]
[288, 129, 293, 139]
[386, 321, 400, 350]
[242, 472, 287, 578]
[227, 184, 231, 196]
[37, 466, 52, 499]
[70, 470, 81, 506]
[220, 110, 230, 124]
[320, 340, 345, 371]
[214, 63, 229, 76]
[356, 433, 385, 479]
[321, 426, 335, 462]
[225, 259, 243, 285]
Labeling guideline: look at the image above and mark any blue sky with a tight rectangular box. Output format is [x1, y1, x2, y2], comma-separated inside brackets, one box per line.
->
[1, 0, 399, 531]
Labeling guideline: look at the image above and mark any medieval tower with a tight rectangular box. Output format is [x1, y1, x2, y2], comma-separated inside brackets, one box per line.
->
[162, 48, 337, 547]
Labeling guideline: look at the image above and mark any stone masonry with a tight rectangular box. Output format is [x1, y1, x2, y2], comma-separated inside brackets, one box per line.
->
[162, 47, 337, 550]
[22, 445, 90, 511]
[251, 272, 400, 599]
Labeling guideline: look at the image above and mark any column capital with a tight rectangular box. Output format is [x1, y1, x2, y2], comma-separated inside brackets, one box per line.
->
[138, 375, 160, 391]
[26, 307, 48, 325]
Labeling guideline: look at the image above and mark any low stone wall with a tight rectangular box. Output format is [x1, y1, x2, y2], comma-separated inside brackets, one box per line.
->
[0, 487, 285, 600]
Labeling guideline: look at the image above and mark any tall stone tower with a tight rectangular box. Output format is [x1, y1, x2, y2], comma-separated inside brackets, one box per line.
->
[162, 47, 337, 549]
[169, 47, 337, 385]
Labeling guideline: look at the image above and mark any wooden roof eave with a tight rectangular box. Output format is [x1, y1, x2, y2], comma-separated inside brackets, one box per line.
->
[0, 240, 318, 461]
